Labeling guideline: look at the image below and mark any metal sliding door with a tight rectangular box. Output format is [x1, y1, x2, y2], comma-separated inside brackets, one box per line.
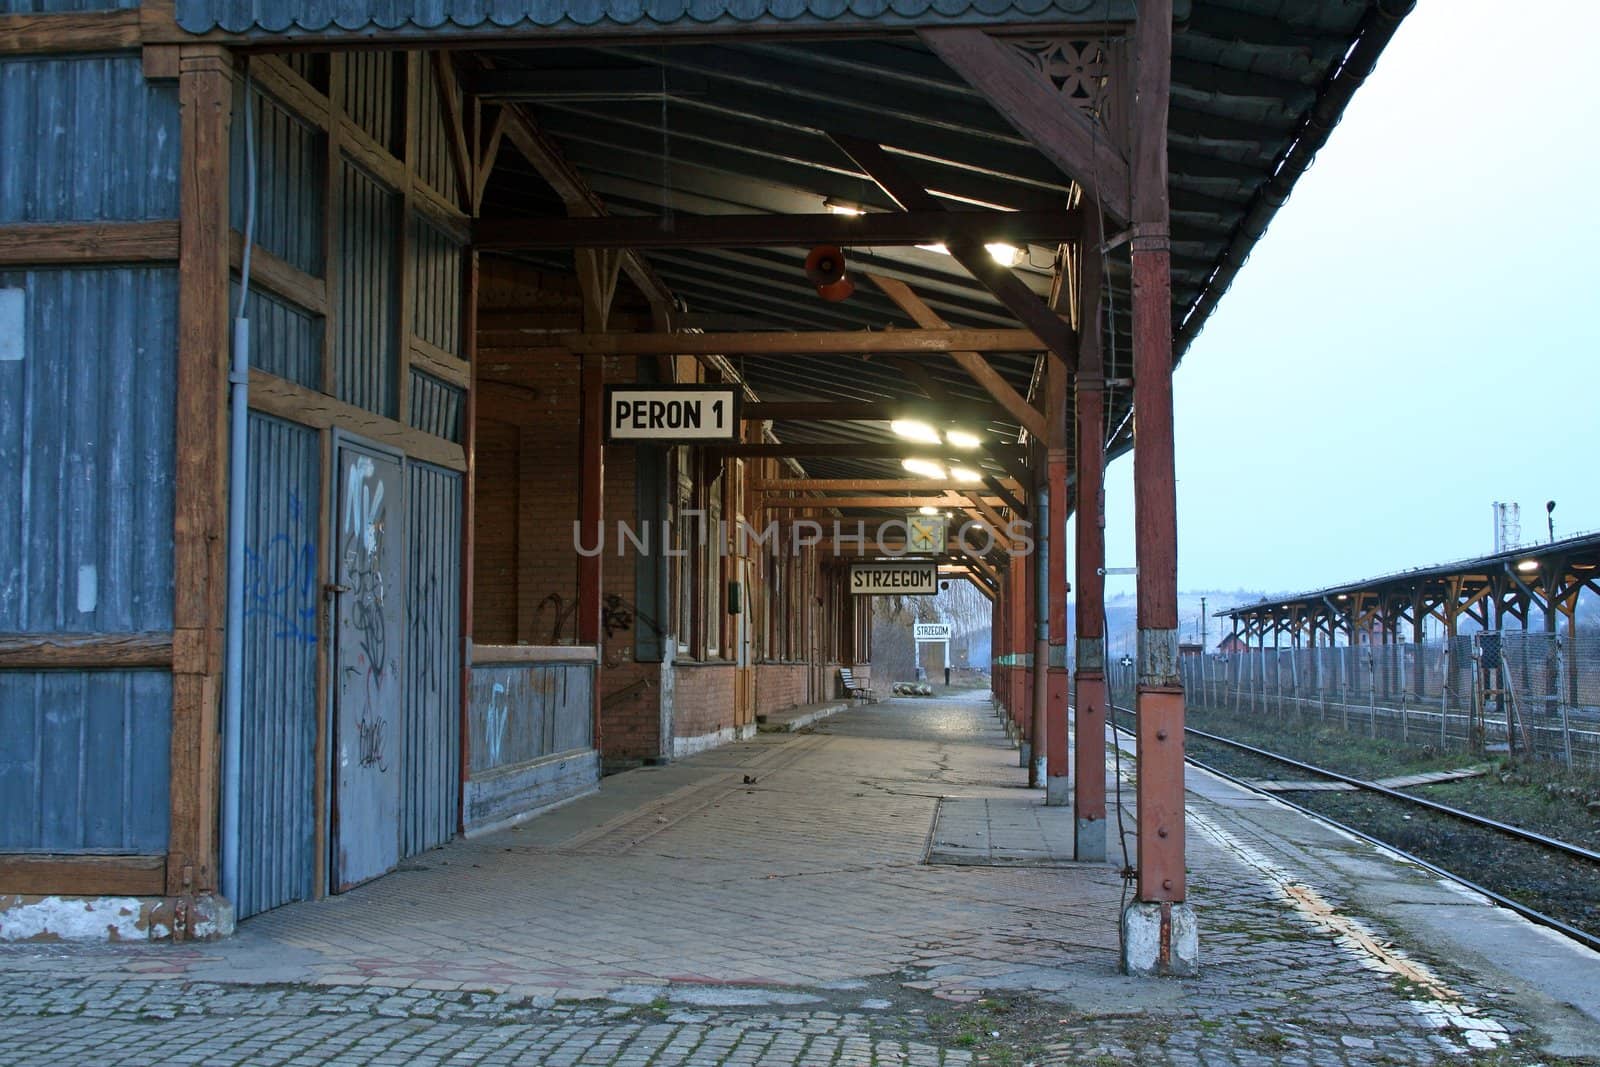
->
[331, 436, 405, 890]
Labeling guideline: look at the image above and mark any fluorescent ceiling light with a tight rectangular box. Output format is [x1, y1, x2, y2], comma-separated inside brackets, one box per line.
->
[985, 242, 1024, 267]
[949, 467, 982, 483]
[1517, 559, 1539, 572]
[902, 458, 946, 479]
[824, 199, 864, 216]
[917, 506, 941, 515]
[912, 242, 1023, 267]
[890, 419, 942, 444]
[944, 429, 981, 449]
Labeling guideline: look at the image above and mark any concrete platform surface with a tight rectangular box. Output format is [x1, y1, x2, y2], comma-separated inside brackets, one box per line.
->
[755, 699, 851, 733]
[1, 691, 1597, 1065]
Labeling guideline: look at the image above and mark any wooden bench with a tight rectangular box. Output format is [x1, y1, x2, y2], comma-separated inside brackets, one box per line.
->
[839, 666, 877, 704]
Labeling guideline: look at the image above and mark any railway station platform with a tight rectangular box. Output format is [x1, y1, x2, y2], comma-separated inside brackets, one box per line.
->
[2, 692, 1598, 1065]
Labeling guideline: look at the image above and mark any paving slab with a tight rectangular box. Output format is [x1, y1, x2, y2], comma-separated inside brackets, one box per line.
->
[925, 797, 1079, 866]
[0, 692, 1596, 1066]
[755, 700, 851, 733]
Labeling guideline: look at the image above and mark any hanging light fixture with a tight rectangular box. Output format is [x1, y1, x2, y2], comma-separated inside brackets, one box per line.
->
[891, 419, 942, 444]
[944, 429, 981, 449]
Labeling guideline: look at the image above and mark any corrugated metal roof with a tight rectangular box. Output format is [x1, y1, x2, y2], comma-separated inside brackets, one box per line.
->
[452, 2, 1403, 530]
[177, 0, 1140, 35]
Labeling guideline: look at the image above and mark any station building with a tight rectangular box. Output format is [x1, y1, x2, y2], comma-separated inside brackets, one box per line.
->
[0, 0, 1408, 972]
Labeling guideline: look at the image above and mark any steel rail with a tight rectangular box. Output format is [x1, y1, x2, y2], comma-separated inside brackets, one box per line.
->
[1179, 722, 1600, 866]
[1106, 706, 1600, 954]
[1106, 711, 1600, 954]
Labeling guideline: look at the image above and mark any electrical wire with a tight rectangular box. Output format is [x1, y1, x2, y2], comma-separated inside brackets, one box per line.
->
[659, 51, 673, 227]
[1107, 607, 1136, 953]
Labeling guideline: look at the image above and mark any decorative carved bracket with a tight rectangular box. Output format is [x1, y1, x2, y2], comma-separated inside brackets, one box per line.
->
[1006, 37, 1130, 155]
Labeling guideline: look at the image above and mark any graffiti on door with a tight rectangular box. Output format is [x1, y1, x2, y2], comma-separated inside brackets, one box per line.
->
[244, 489, 318, 645]
[342, 454, 393, 773]
[333, 443, 405, 890]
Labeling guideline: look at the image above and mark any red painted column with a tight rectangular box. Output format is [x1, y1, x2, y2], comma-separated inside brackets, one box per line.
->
[1045, 357, 1071, 804]
[992, 566, 1004, 726]
[1073, 220, 1108, 853]
[1011, 559, 1028, 742]
[992, 574, 1004, 714]
[578, 354, 605, 750]
[1126, 0, 1194, 976]
[1019, 552, 1035, 753]
[1030, 467, 1050, 788]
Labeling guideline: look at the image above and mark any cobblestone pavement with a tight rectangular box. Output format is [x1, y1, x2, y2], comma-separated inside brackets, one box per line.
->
[2, 691, 1596, 1065]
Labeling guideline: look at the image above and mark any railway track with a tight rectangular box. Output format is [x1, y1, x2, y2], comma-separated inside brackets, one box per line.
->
[1107, 704, 1600, 953]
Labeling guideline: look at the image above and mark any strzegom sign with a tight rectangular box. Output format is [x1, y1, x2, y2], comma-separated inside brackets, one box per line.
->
[849, 561, 938, 596]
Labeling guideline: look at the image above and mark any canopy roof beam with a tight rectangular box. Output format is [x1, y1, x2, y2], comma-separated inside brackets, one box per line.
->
[918, 27, 1133, 224]
[867, 272, 1047, 441]
[474, 209, 1080, 250]
[833, 134, 1079, 374]
[528, 328, 1044, 355]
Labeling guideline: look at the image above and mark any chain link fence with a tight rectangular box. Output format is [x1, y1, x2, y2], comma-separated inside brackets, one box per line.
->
[1105, 630, 1600, 770]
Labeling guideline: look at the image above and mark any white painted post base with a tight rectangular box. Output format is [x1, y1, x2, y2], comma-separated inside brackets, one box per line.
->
[1120, 901, 1198, 977]
[1075, 817, 1106, 861]
[1045, 774, 1070, 806]
[1017, 740, 1031, 768]
[1030, 755, 1046, 789]
[0, 893, 235, 942]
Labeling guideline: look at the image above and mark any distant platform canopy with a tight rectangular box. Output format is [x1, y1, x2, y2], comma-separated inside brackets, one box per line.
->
[1217, 532, 1600, 643]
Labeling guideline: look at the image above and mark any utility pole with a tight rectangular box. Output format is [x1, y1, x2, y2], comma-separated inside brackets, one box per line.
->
[1200, 596, 1208, 651]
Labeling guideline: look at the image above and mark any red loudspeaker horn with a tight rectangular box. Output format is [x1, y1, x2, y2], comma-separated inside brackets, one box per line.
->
[804, 245, 847, 286]
[815, 277, 856, 302]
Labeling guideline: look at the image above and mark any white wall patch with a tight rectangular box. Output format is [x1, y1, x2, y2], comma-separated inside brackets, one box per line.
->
[77, 564, 98, 614]
[0, 289, 24, 362]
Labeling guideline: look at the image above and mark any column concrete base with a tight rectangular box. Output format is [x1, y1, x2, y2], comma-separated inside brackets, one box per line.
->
[1045, 774, 1070, 806]
[1018, 740, 1031, 768]
[1030, 755, 1046, 789]
[0, 892, 235, 942]
[1120, 901, 1198, 977]
[1075, 817, 1106, 861]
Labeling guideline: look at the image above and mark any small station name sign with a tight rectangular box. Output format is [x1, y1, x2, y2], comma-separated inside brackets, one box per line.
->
[605, 385, 740, 442]
[914, 623, 952, 640]
[849, 561, 938, 596]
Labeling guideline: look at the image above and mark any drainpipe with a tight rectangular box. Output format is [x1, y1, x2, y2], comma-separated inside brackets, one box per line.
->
[1030, 486, 1049, 788]
[222, 66, 257, 907]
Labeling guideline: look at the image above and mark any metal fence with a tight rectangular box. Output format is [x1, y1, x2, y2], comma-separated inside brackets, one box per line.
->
[1105, 630, 1600, 771]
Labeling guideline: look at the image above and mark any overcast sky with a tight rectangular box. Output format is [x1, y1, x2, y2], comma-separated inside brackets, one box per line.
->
[1087, 0, 1600, 599]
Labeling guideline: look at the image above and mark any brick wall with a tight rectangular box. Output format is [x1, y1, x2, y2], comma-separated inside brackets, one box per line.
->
[755, 663, 811, 716]
[473, 418, 521, 645]
[673, 662, 736, 742]
[599, 659, 661, 766]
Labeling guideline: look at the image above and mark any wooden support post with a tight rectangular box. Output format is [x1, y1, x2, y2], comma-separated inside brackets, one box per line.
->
[1124, 0, 1194, 976]
[1043, 351, 1069, 802]
[1014, 556, 1032, 755]
[992, 572, 1006, 713]
[457, 248, 479, 832]
[1029, 458, 1049, 788]
[1072, 212, 1107, 849]
[578, 355, 605, 750]
[169, 44, 232, 917]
